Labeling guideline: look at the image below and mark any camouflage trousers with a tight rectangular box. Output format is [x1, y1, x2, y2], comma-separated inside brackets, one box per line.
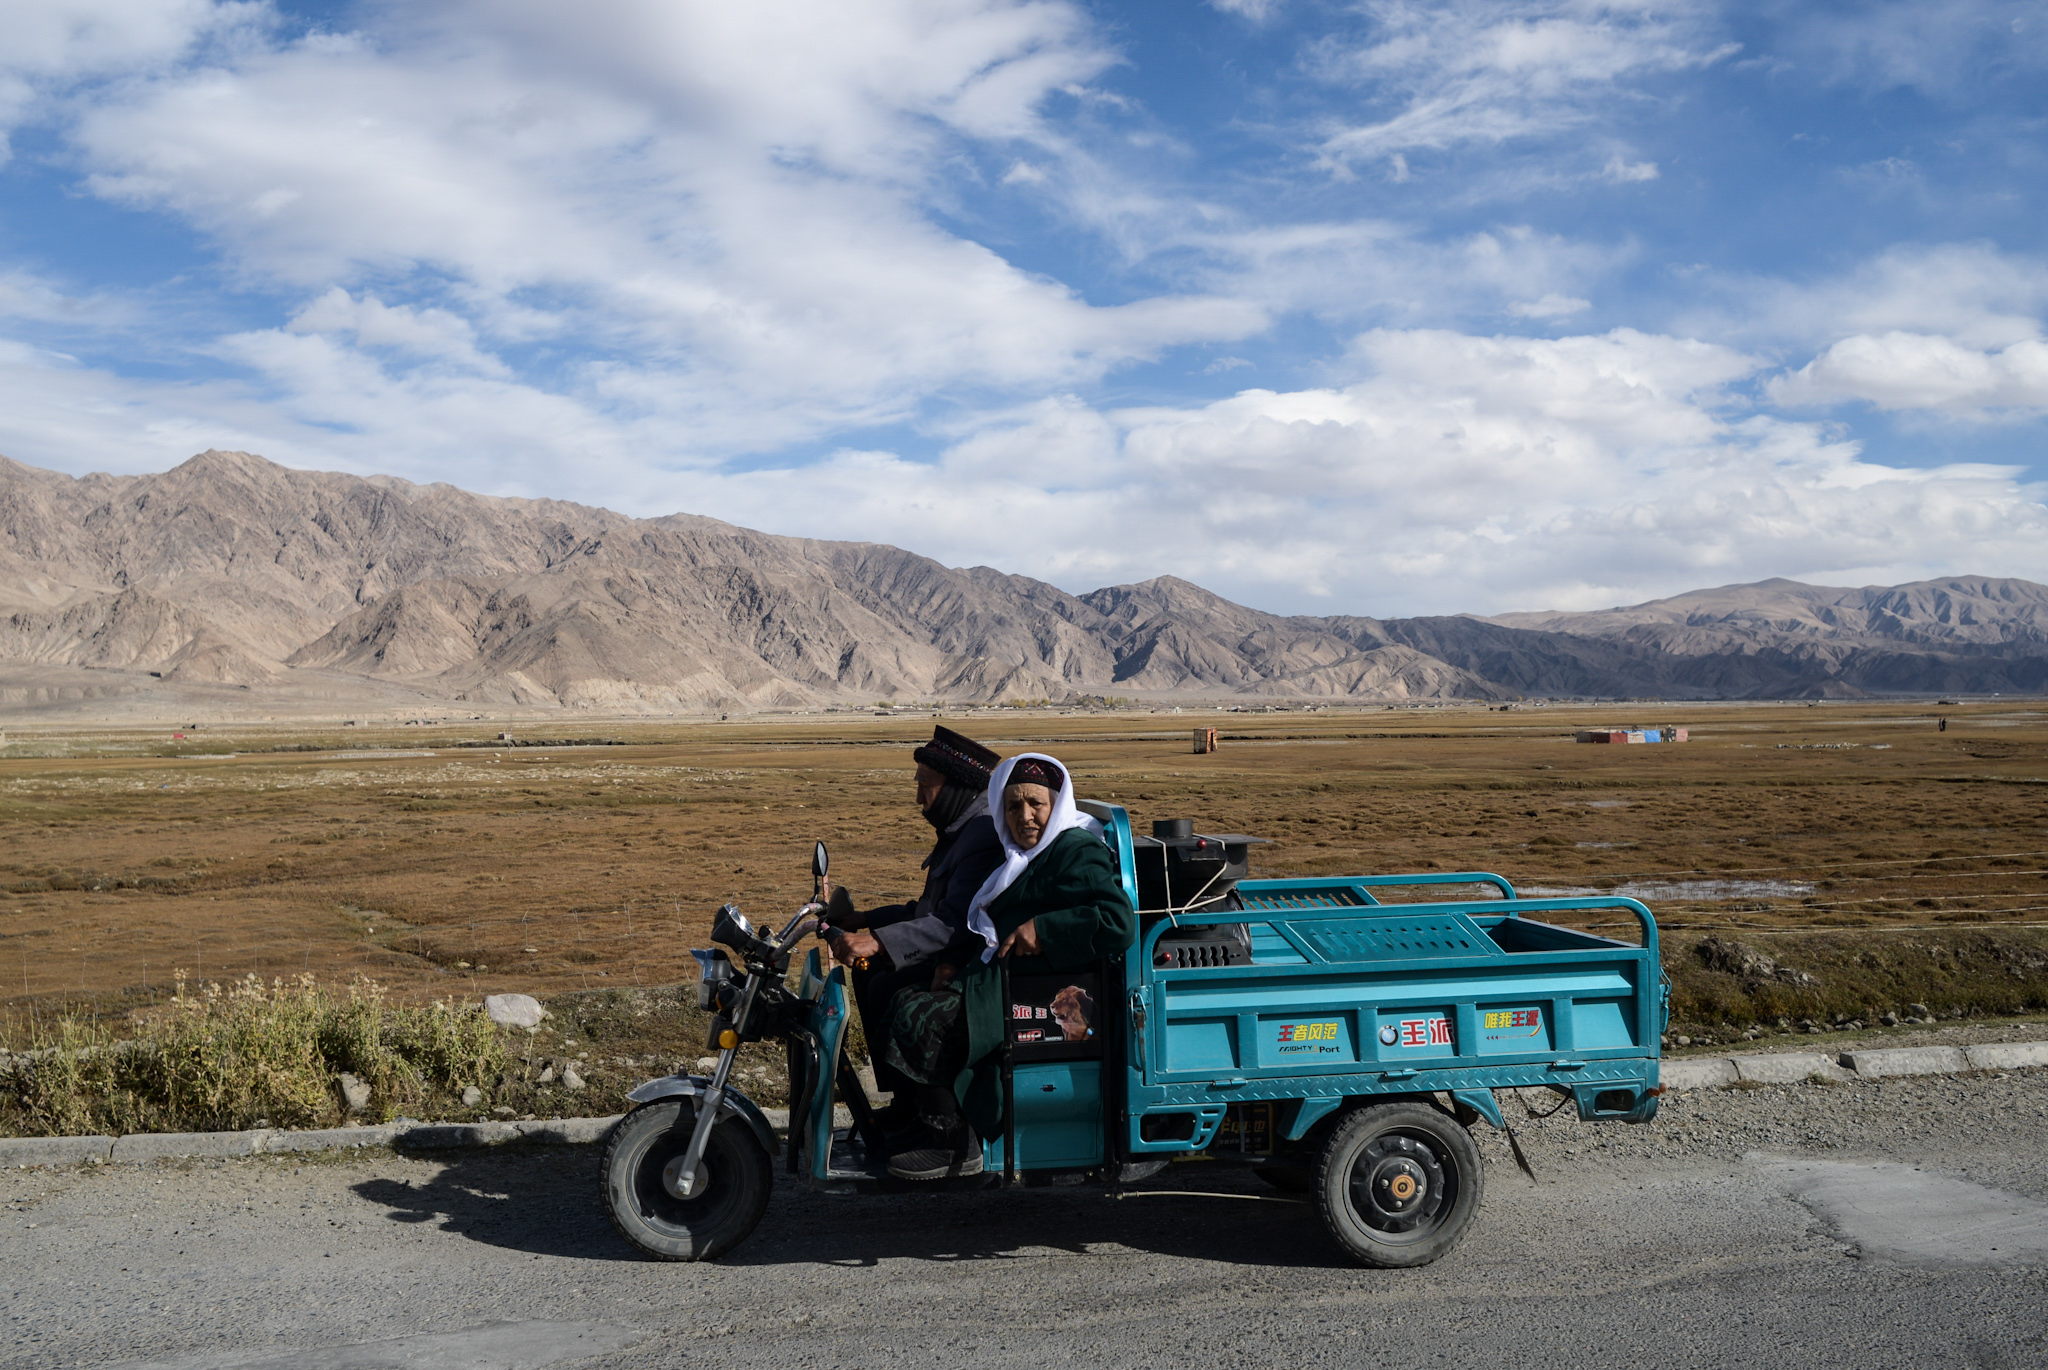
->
[881, 984, 968, 1087]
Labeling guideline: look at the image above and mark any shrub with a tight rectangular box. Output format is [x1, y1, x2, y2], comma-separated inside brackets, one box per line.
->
[0, 974, 507, 1137]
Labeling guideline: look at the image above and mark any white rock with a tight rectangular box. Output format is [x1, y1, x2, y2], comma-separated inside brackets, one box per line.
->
[484, 993, 546, 1029]
[337, 1072, 372, 1112]
[461, 1085, 484, 1107]
[537, 1065, 556, 1085]
[562, 1064, 587, 1092]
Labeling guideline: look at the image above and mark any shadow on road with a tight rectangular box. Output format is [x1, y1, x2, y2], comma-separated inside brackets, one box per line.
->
[352, 1146, 1343, 1269]
[353, 1146, 632, 1263]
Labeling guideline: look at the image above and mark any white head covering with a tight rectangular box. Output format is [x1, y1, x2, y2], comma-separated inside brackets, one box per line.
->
[964, 752, 1103, 962]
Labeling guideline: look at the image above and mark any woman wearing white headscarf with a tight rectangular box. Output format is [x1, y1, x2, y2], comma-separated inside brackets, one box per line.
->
[879, 752, 1135, 1180]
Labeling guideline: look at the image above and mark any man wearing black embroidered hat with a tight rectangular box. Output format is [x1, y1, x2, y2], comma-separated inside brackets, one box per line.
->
[822, 724, 1005, 1138]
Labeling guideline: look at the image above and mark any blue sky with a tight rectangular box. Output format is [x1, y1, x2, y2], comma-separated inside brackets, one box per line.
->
[1, 1, 2045, 616]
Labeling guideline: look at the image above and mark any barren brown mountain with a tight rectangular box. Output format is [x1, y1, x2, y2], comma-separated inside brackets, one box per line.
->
[2, 449, 2045, 712]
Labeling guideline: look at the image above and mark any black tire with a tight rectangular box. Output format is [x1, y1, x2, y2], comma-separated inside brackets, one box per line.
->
[601, 1099, 772, 1261]
[1256, 1162, 1315, 1193]
[1314, 1101, 1483, 1268]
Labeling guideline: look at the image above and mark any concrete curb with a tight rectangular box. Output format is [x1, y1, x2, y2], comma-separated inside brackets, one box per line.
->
[1734, 1052, 1851, 1085]
[1841, 1046, 1970, 1079]
[1966, 1042, 2048, 1070]
[0, 1135, 114, 1168]
[1659, 1039, 2048, 1092]
[1660, 1059, 1738, 1090]
[2, 1104, 848, 1169]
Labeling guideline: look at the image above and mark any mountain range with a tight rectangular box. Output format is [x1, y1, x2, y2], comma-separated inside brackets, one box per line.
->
[3, 450, 2045, 715]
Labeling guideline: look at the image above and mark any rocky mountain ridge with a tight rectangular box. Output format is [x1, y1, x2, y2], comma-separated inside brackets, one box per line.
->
[3, 450, 2044, 712]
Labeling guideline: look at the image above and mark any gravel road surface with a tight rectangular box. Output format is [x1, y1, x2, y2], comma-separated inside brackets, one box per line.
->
[7, 1070, 2046, 1370]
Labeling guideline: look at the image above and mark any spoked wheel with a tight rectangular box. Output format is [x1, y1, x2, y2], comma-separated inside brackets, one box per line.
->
[601, 1099, 771, 1261]
[1315, 1101, 1483, 1268]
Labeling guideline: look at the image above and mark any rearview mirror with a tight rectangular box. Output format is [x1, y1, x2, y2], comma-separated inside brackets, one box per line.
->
[812, 841, 829, 880]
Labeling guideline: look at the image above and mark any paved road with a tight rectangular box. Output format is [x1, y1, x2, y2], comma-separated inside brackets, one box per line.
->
[7, 1069, 2046, 1370]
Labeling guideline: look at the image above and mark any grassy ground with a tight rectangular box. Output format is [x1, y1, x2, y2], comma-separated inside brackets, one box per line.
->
[1, 698, 2044, 1130]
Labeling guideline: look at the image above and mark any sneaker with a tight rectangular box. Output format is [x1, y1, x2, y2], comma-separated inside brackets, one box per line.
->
[887, 1130, 984, 1181]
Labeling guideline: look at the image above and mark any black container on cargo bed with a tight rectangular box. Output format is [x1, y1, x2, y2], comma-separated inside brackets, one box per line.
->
[1133, 818, 1266, 914]
[1136, 818, 1268, 969]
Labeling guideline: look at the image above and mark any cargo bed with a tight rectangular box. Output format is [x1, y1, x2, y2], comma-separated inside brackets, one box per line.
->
[1122, 872, 1667, 1154]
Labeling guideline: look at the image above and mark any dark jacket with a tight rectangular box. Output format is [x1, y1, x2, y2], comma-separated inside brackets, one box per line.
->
[948, 825, 1135, 1138]
[866, 810, 1005, 969]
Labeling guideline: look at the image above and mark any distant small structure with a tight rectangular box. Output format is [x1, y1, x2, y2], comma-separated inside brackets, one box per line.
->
[1193, 727, 1219, 754]
[1577, 727, 1687, 744]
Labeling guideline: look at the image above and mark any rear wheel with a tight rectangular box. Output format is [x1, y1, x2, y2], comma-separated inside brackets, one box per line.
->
[1315, 1101, 1482, 1268]
[601, 1099, 771, 1261]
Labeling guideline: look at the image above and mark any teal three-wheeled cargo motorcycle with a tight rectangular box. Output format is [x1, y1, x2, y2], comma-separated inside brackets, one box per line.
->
[599, 801, 1666, 1267]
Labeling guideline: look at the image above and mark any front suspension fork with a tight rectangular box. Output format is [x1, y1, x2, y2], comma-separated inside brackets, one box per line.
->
[674, 971, 763, 1194]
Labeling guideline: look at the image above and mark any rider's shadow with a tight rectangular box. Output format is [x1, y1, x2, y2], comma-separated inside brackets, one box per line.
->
[351, 1147, 633, 1262]
[732, 1170, 1338, 1269]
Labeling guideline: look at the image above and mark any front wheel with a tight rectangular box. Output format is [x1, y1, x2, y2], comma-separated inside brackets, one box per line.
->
[601, 1099, 772, 1261]
[1315, 1101, 1483, 1268]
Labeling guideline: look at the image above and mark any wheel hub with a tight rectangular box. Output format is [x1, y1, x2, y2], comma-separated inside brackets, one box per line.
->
[662, 1153, 712, 1200]
[1350, 1133, 1446, 1233]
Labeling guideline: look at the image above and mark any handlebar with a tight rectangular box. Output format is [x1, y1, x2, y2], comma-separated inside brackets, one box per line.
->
[775, 903, 823, 945]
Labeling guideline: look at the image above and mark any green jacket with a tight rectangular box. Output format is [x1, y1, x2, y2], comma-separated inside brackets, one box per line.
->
[949, 825, 1136, 1137]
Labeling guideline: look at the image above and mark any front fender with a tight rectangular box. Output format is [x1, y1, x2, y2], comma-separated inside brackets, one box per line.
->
[624, 1075, 779, 1159]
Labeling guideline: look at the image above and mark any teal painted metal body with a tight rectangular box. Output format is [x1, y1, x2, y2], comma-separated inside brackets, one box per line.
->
[784, 802, 1665, 1188]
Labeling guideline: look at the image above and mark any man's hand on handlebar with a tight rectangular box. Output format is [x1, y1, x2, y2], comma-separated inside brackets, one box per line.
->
[828, 930, 882, 965]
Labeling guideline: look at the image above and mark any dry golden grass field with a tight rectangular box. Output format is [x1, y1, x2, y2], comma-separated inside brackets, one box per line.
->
[3, 699, 2046, 1050]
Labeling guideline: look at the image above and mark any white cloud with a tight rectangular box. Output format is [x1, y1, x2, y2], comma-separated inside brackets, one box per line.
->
[683, 327, 2048, 614]
[1313, 1, 1736, 169]
[1210, 0, 1288, 20]
[1601, 154, 1657, 182]
[286, 289, 506, 376]
[1771, 332, 2048, 415]
[1781, 0, 2048, 95]
[1692, 244, 2048, 352]
[0, 0, 247, 156]
[1509, 292, 1590, 318]
[49, 1, 1262, 454]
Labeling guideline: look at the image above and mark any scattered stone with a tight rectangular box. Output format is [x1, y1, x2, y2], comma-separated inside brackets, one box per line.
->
[492, 1105, 516, 1117]
[537, 1065, 556, 1085]
[1881, 1012, 1900, 1027]
[695, 1056, 717, 1073]
[1909, 1003, 1933, 1019]
[484, 994, 546, 1029]
[1676, 1035, 1692, 1047]
[460, 1085, 484, 1107]
[562, 1064, 587, 1092]
[1696, 936, 1819, 987]
[337, 1072, 372, 1113]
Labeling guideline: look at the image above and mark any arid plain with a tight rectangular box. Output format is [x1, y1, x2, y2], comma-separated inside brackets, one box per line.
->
[2, 699, 2045, 1046]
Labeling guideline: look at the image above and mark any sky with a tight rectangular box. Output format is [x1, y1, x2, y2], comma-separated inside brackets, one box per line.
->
[1, 0, 2046, 618]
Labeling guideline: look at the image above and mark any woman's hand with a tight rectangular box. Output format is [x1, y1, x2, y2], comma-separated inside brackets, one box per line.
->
[929, 963, 957, 991]
[998, 917, 1040, 958]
